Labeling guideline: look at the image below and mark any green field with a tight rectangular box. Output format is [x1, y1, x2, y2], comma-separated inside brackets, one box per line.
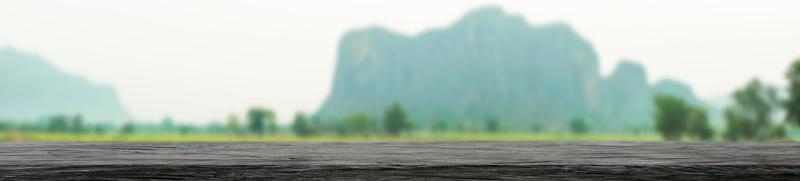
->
[0, 132, 666, 142]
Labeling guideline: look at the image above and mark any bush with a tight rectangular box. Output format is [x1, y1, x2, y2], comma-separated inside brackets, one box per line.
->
[292, 113, 313, 137]
[687, 107, 713, 140]
[383, 102, 411, 136]
[653, 94, 690, 141]
[724, 79, 781, 141]
[485, 117, 499, 133]
[569, 118, 589, 135]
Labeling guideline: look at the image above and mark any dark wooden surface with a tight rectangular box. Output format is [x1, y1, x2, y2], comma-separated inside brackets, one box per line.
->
[1, 142, 799, 180]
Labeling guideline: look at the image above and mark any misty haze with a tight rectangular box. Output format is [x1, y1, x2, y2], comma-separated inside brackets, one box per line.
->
[2, 1, 799, 142]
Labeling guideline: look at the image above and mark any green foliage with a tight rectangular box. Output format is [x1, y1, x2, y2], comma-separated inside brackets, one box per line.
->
[0, 121, 7, 131]
[70, 115, 83, 133]
[485, 117, 499, 133]
[569, 118, 589, 135]
[724, 79, 783, 141]
[335, 112, 378, 137]
[686, 107, 713, 140]
[653, 94, 690, 141]
[351, 113, 373, 136]
[268, 121, 278, 135]
[733, 79, 779, 126]
[383, 102, 411, 136]
[226, 114, 242, 134]
[652, 94, 714, 141]
[161, 117, 175, 132]
[247, 107, 276, 135]
[768, 125, 787, 140]
[292, 112, 313, 137]
[785, 58, 800, 127]
[120, 122, 135, 135]
[93, 125, 106, 135]
[334, 112, 374, 136]
[3, 132, 663, 142]
[531, 123, 543, 133]
[431, 120, 449, 133]
[46, 114, 85, 133]
[206, 122, 226, 134]
[176, 125, 198, 135]
[47, 115, 69, 133]
[724, 108, 756, 141]
[628, 124, 646, 135]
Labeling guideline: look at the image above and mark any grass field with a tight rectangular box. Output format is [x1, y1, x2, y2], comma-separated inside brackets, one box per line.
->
[0, 132, 666, 142]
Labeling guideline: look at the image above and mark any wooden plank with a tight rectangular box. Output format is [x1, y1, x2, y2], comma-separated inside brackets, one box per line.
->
[1, 142, 799, 180]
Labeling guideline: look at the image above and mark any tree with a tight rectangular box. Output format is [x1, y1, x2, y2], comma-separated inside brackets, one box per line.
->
[247, 107, 275, 135]
[161, 117, 175, 132]
[785, 58, 800, 127]
[93, 124, 106, 135]
[768, 125, 787, 140]
[267, 116, 278, 135]
[686, 107, 713, 140]
[485, 116, 499, 133]
[653, 94, 690, 141]
[724, 79, 782, 141]
[68, 114, 84, 134]
[569, 118, 589, 135]
[383, 102, 410, 136]
[47, 115, 69, 133]
[346, 112, 373, 136]
[292, 112, 313, 137]
[724, 107, 756, 141]
[431, 120, 449, 133]
[531, 123, 543, 133]
[247, 108, 265, 135]
[46, 114, 84, 134]
[226, 114, 242, 134]
[0, 121, 7, 132]
[206, 122, 226, 134]
[177, 124, 197, 135]
[120, 122, 135, 135]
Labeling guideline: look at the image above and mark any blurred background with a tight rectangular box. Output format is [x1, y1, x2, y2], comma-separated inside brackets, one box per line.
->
[1, 0, 799, 142]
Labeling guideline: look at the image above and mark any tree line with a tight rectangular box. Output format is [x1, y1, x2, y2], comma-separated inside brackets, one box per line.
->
[4, 59, 800, 141]
[653, 58, 800, 141]
[288, 102, 413, 137]
[0, 101, 501, 137]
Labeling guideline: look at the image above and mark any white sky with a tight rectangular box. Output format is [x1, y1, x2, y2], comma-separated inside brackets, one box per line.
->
[1, 0, 799, 124]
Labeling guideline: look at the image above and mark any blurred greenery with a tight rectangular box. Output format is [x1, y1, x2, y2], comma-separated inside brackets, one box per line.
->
[687, 107, 713, 140]
[785, 58, 800, 127]
[724, 79, 784, 141]
[291, 112, 313, 137]
[2, 8, 799, 144]
[3, 58, 800, 142]
[653, 94, 715, 141]
[247, 107, 276, 135]
[653, 94, 691, 141]
[383, 102, 411, 136]
[569, 118, 589, 135]
[0, 132, 665, 142]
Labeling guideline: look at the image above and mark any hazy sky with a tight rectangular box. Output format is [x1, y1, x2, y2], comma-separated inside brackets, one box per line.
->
[1, 0, 799, 123]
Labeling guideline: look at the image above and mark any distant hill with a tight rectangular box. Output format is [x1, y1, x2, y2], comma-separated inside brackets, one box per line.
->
[316, 6, 704, 132]
[598, 61, 706, 131]
[0, 48, 130, 122]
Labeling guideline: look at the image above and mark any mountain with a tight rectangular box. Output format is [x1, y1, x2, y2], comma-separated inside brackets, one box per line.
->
[316, 6, 704, 132]
[0, 48, 130, 122]
[597, 61, 706, 130]
[598, 61, 652, 130]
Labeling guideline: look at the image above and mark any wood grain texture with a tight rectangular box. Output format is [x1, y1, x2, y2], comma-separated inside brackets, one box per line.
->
[1, 142, 799, 180]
